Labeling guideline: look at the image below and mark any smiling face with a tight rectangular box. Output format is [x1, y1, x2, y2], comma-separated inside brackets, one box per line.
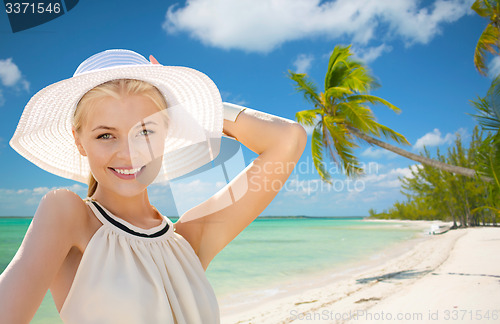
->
[74, 93, 168, 198]
[72, 79, 169, 197]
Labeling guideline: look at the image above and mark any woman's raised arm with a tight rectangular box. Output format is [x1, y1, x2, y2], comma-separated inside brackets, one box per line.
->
[0, 189, 85, 323]
[175, 107, 307, 269]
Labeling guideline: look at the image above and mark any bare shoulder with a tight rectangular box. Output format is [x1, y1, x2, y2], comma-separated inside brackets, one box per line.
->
[39, 188, 86, 210]
[33, 189, 88, 245]
[38, 189, 87, 219]
[0, 189, 88, 323]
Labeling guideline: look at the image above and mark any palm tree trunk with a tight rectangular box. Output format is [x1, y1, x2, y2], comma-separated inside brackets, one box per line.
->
[347, 126, 493, 182]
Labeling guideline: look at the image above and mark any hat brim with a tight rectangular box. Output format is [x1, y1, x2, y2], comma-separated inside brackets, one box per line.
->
[9, 65, 223, 184]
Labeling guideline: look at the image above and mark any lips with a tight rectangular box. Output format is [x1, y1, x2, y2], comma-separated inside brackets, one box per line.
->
[109, 166, 145, 180]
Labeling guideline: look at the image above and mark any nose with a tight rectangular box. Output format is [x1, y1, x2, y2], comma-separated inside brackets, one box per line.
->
[114, 137, 139, 164]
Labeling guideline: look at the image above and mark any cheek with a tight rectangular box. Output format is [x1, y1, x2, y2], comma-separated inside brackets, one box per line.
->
[83, 141, 112, 169]
[151, 137, 166, 156]
[130, 136, 166, 160]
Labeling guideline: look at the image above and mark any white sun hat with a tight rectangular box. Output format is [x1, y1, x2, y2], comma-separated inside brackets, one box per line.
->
[9, 49, 223, 184]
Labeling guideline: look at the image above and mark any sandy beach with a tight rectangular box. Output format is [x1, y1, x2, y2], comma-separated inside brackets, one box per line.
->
[220, 222, 500, 324]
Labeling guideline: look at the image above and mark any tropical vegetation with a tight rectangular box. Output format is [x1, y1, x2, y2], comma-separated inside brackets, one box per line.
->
[369, 1, 500, 225]
[470, 75, 500, 216]
[368, 126, 499, 226]
[472, 0, 500, 75]
[289, 45, 483, 183]
[290, 1, 500, 225]
[370, 73, 500, 226]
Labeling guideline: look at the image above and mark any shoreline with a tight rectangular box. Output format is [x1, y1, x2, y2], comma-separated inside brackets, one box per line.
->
[219, 221, 498, 323]
[212, 218, 429, 304]
[218, 220, 434, 310]
[219, 219, 444, 323]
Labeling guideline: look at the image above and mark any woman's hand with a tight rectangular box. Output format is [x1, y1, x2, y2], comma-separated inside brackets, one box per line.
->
[149, 55, 160, 65]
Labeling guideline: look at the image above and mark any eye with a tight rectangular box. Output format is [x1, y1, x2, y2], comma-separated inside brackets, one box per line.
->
[139, 129, 155, 136]
[97, 133, 113, 140]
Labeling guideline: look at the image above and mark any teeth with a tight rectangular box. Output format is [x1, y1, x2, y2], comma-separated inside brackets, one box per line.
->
[114, 167, 142, 175]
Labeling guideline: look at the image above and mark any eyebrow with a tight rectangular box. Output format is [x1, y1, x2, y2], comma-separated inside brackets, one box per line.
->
[91, 121, 158, 132]
[135, 121, 158, 129]
[91, 125, 117, 132]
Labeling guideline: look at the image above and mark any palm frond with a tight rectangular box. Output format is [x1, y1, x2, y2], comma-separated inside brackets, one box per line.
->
[312, 123, 332, 183]
[471, 0, 493, 18]
[470, 97, 498, 129]
[325, 45, 379, 94]
[342, 62, 378, 93]
[336, 102, 376, 134]
[486, 74, 500, 120]
[323, 115, 363, 176]
[288, 70, 322, 108]
[325, 45, 353, 90]
[295, 109, 322, 126]
[324, 86, 353, 102]
[323, 123, 341, 166]
[476, 135, 500, 188]
[470, 75, 500, 130]
[347, 94, 401, 114]
[474, 23, 500, 75]
[488, 139, 500, 187]
[373, 122, 411, 146]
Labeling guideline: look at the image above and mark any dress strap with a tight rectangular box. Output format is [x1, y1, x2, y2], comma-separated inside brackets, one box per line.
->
[84, 197, 170, 238]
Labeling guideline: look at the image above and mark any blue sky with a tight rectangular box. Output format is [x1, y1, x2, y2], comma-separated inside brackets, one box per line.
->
[0, 0, 494, 217]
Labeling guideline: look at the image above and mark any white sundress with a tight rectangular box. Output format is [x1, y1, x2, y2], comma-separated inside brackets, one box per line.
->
[59, 197, 220, 324]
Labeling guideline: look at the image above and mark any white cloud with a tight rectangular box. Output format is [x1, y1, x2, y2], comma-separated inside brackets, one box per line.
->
[21, 80, 30, 92]
[352, 44, 393, 63]
[361, 146, 397, 159]
[220, 91, 248, 106]
[164, 0, 473, 53]
[293, 54, 314, 74]
[0, 58, 22, 87]
[0, 58, 29, 108]
[284, 163, 417, 195]
[268, 163, 421, 216]
[0, 58, 29, 91]
[220, 91, 248, 107]
[362, 164, 422, 188]
[488, 56, 500, 78]
[413, 128, 466, 150]
[33, 187, 51, 195]
[393, 164, 422, 179]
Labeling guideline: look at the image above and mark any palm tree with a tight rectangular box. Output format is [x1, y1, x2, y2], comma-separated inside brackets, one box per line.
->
[472, 0, 500, 76]
[288, 45, 483, 184]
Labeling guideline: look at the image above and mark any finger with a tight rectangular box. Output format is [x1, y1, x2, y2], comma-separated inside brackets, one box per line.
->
[149, 55, 160, 65]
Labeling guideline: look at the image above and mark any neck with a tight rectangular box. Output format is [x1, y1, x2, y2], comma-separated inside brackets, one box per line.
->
[90, 187, 162, 226]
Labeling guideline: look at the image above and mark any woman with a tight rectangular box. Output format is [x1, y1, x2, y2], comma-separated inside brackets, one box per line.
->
[0, 49, 306, 323]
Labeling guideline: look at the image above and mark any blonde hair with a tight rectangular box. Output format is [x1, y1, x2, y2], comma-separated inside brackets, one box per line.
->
[73, 79, 168, 197]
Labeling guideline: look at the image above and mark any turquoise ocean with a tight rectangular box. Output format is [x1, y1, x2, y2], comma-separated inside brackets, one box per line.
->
[0, 217, 423, 323]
